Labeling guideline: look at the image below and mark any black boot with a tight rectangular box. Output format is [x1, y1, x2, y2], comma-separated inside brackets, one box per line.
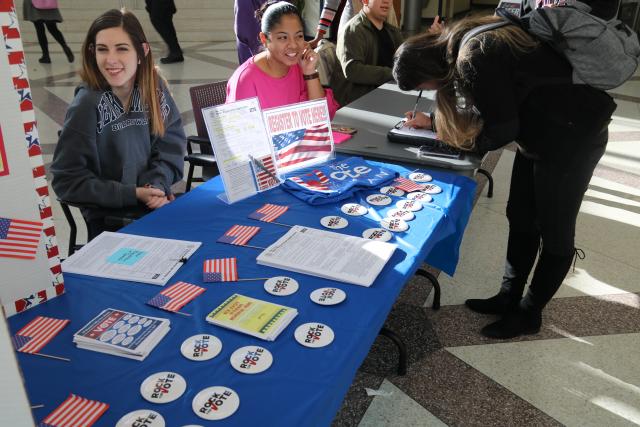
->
[38, 55, 51, 64]
[481, 305, 542, 339]
[481, 249, 573, 339]
[466, 230, 540, 315]
[160, 52, 184, 64]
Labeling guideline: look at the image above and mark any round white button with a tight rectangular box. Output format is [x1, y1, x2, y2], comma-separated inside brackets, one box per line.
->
[310, 287, 347, 305]
[294, 323, 335, 348]
[362, 228, 393, 242]
[386, 209, 415, 221]
[230, 346, 273, 374]
[380, 217, 409, 232]
[408, 172, 432, 182]
[396, 200, 423, 212]
[366, 194, 393, 206]
[264, 276, 299, 296]
[116, 410, 165, 427]
[341, 203, 368, 216]
[180, 334, 222, 361]
[320, 215, 349, 229]
[407, 192, 433, 202]
[140, 371, 186, 404]
[379, 186, 405, 197]
[422, 183, 442, 194]
[192, 386, 240, 420]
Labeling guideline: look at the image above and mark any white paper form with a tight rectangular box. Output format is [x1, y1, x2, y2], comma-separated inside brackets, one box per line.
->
[256, 225, 396, 287]
[202, 98, 277, 204]
[62, 232, 201, 286]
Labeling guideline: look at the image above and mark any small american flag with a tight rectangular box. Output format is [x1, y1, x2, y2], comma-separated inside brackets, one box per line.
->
[38, 393, 108, 427]
[249, 204, 289, 223]
[254, 154, 279, 191]
[217, 225, 260, 246]
[289, 169, 332, 193]
[147, 281, 205, 312]
[12, 316, 69, 354]
[0, 216, 43, 259]
[273, 124, 332, 169]
[204, 258, 238, 282]
[393, 177, 426, 193]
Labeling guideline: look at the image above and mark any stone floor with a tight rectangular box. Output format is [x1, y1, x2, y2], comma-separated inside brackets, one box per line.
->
[25, 36, 640, 426]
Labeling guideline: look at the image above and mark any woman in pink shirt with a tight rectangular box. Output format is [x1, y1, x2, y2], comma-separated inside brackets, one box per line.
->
[226, 1, 339, 118]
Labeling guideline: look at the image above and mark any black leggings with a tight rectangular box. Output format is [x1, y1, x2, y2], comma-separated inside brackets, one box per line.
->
[506, 129, 609, 257]
[33, 20, 67, 56]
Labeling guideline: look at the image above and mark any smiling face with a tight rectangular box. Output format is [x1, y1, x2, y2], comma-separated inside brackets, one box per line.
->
[262, 14, 305, 68]
[94, 26, 141, 101]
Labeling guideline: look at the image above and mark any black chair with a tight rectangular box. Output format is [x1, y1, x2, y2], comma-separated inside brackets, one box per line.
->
[184, 81, 227, 191]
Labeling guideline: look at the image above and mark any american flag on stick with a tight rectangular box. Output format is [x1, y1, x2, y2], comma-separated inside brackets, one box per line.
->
[393, 177, 426, 193]
[217, 225, 260, 246]
[204, 258, 238, 282]
[273, 124, 332, 169]
[253, 154, 279, 191]
[248, 204, 289, 223]
[147, 281, 205, 312]
[0, 216, 43, 259]
[38, 393, 109, 427]
[12, 316, 69, 354]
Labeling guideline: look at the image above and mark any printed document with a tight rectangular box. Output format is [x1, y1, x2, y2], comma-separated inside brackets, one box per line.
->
[257, 225, 396, 287]
[62, 232, 201, 286]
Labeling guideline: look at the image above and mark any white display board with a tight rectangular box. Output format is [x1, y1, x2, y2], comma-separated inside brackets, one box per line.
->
[0, 2, 64, 317]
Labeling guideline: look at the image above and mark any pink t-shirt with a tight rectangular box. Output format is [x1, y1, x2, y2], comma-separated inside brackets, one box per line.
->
[226, 57, 340, 119]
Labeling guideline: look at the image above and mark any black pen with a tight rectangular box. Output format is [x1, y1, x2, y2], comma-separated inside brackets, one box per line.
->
[411, 89, 423, 120]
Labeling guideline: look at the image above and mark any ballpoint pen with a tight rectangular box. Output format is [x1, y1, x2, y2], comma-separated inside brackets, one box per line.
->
[411, 89, 423, 120]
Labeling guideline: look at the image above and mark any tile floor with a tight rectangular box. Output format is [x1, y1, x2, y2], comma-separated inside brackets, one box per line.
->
[22, 35, 640, 426]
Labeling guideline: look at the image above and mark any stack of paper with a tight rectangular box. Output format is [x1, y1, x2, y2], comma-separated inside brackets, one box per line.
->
[206, 294, 297, 341]
[73, 308, 170, 361]
[257, 225, 396, 287]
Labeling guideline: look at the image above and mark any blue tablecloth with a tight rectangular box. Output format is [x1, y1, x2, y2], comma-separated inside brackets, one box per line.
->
[9, 159, 475, 426]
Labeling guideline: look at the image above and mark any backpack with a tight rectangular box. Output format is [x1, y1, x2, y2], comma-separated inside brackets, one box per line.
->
[469, 1, 640, 90]
[460, 2, 640, 90]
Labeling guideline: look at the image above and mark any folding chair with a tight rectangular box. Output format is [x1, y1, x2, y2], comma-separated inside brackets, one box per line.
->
[184, 81, 227, 191]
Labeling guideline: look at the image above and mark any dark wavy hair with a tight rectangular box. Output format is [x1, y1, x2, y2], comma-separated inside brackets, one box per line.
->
[256, 1, 302, 34]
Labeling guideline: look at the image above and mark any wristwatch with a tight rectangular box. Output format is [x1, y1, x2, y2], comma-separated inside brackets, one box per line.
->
[303, 72, 320, 81]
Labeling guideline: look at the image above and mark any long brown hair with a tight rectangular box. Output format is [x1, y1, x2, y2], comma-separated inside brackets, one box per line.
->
[393, 15, 538, 150]
[80, 9, 166, 136]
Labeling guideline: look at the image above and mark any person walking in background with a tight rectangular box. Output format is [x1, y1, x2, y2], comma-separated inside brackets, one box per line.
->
[145, 0, 183, 63]
[234, 0, 267, 64]
[23, 0, 74, 64]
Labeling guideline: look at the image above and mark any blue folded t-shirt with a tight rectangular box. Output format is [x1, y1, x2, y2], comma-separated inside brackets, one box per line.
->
[281, 157, 398, 205]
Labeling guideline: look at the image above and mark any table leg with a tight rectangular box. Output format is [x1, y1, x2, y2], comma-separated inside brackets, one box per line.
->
[378, 327, 407, 376]
[415, 268, 441, 310]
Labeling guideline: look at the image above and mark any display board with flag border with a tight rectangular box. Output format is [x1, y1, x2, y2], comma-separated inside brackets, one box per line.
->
[263, 98, 334, 174]
[0, 0, 64, 317]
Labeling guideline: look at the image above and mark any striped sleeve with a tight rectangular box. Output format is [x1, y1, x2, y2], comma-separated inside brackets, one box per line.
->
[316, 0, 343, 35]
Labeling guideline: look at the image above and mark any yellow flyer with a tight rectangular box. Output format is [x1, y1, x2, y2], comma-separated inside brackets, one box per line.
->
[206, 294, 298, 341]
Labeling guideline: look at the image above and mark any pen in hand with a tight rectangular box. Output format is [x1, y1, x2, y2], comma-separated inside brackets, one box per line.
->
[411, 90, 423, 120]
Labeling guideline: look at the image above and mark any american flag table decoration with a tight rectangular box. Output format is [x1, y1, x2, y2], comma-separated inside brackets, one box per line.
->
[147, 281, 205, 312]
[273, 124, 332, 169]
[0, 216, 43, 260]
[253, 154, 279, 191]
[248, 204, 289, 223]
[38, 394, 109, 427]
[204, 258, 238, 282]
[288, 169, 332, 193]
[12, 316, 69, 354]
[217, 225, 260, 246]
[393, 177, 426, 193]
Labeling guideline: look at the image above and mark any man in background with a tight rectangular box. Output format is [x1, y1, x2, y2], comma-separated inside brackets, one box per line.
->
[331, 0, 403, 106]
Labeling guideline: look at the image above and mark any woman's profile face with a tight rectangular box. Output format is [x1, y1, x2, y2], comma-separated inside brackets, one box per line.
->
[264, 14, 305, 67]
[94, 26, 139, 96]
[417, 81, 440, 91]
